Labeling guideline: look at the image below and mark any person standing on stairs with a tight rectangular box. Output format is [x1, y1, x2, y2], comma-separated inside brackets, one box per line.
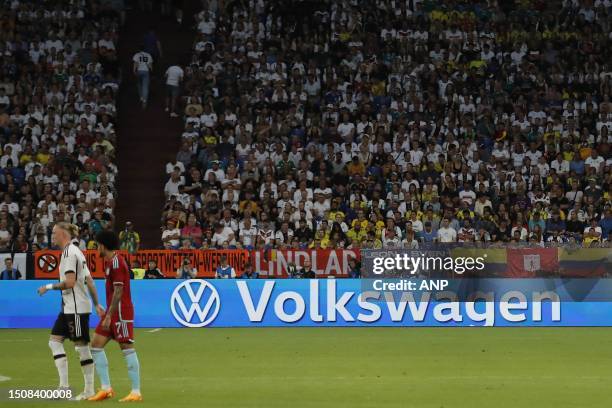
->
[161, 0, 184, 24]
[173, 0, 184, 24]
[165, 64, 184, 117]
[132, 45, 153, 108]
[143, 27, 163, 66]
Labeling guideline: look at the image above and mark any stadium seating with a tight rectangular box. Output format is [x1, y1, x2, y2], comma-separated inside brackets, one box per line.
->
[161, 0, 612, 250]
[0, 0, 122, 251]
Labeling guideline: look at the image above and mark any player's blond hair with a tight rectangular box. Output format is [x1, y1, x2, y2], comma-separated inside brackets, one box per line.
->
[55, 222, 80, 238]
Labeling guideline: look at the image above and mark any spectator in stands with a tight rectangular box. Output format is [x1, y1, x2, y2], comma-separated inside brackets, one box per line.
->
[144, 260, 165, 279]
[131, 260, 146, 279]
[181, 214, 203, 248]
[119, 221, 141, 254]
[176, 257, 197, 279]
[296, 259, 316, 279]
[179, 239, 194, 250]
[158, 0, 611, 252]
[211, 222, 235, 247]
[143, 27, 163, 63]
[600, 208, 612, 238]
[133, 45, 153, 108]
[0, 219, 11, 251]
[0, 0, 122, 252]
[162, 219, 181, 249]
[165, 64, 184, 117]
[347, 257, 361, 278]
[240, 263, 259, 279]
[32, 226, 50, 249]
[437, 219, 457, 243]
[584, 219, 603, 247]
[215, 255, 236, 279]
[1, 258, 21, 280]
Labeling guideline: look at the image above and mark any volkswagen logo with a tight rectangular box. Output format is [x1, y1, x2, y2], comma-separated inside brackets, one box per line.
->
[170, 280, 220, 327]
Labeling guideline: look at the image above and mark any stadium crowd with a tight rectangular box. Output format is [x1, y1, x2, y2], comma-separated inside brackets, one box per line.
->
[161, 0, 612, 251]
[0, 0, 123, 252]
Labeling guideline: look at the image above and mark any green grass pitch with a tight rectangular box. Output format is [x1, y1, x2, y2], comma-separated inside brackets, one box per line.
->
[1, 328, 612, 407]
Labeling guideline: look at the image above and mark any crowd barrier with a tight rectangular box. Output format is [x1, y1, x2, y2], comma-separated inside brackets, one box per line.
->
[3, 279, 612, 328]
[24, 246, 612, 279]
[33, 249, 360, 279]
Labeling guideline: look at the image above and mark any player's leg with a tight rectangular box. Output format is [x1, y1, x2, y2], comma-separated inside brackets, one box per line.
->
[72, 314, 95, 400]
[117, 321, 142, 402]
[88, 320, 114, 401]
[48, 335, 69, 389]
[118, 344, 142, 402]
[49, 313, 70, 389]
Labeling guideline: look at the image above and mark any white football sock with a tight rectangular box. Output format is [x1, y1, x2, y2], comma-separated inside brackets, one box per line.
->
[49, 340, 69, 388]
[75, 345, 95, 394]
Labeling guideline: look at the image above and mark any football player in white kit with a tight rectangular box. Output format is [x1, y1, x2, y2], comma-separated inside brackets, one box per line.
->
[37, 222, 104, 400]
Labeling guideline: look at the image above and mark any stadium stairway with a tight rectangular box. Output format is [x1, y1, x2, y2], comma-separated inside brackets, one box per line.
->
[115, 3, 197, 247]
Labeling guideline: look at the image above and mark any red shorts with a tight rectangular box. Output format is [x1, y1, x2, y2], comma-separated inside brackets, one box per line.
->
[95, 313, 134, 343]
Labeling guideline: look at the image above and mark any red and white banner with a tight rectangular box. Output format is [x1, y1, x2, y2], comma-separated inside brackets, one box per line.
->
[34, 249, 360, 279]
[252, 249, 360, 277]
[506, 248, 559, 278]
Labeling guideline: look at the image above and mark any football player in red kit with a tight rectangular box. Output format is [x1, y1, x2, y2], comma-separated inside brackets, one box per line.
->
[89, 231, 142, 402]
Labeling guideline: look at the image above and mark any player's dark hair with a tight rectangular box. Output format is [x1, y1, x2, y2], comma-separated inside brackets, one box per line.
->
[95, 230, 120, 251]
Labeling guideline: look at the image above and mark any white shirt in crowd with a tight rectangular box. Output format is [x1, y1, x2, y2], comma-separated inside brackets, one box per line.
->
[239, 226, 258, 247]
[133, 51, 153, 72]
[437, 226, 457, 243]
[162, 227, 180, 247]
[164, 176, 185, 196]
[165, 65, 184, 86]
[212, 226, 235, 246]
[166, 161, 186, 174]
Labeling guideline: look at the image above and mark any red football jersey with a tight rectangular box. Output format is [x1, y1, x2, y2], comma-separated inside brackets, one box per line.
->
[104, 254, 134, 321]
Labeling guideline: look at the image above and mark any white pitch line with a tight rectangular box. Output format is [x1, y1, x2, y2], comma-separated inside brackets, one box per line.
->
[0, 375, 11, 382]
[147, 328, 162, 333]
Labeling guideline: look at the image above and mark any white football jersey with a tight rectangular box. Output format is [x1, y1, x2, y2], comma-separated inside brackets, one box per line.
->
[59, 243, 92, 314]
[133, 51, 153, 71]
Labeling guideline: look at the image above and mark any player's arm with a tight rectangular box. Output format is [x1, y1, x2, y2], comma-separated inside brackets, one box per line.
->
[102, 282, 123, 329]
[86, 275, 105, 317]
[106, 283, 123, 317]
[37, 271, 76, 295]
